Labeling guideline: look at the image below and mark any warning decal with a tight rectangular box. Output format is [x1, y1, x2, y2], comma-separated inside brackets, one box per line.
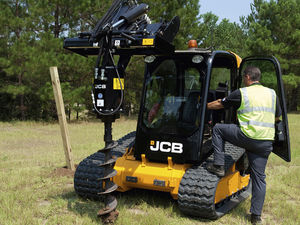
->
[113, 78, 124, 90]
[142, 38, 154, 46]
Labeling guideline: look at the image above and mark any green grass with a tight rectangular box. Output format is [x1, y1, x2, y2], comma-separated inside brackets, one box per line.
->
[0, 115, 299, 225]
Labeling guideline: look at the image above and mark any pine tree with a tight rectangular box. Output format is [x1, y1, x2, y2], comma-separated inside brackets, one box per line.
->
[243, 0, 300, 111]
[0, 0, 31, 120]
[0, 0, 112, 120]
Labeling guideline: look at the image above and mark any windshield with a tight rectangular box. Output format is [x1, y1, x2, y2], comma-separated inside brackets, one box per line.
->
[142, 58, 204, 135]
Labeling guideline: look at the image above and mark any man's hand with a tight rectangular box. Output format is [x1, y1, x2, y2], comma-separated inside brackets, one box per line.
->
[207, 99, 224, 110]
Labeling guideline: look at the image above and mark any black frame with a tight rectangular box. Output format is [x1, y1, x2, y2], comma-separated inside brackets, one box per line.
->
[134, 50, 239, 164]
[239, 56, 291, 162]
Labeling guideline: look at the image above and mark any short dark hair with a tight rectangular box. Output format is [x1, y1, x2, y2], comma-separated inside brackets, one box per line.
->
[243, 66, 261, 81]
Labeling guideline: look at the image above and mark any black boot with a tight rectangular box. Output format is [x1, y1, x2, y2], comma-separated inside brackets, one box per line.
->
[251, 214, 262, 224]
[206, 163, 225, 177]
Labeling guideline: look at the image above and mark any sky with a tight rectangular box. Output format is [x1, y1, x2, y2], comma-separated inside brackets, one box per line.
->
[199, 0, 254, 24]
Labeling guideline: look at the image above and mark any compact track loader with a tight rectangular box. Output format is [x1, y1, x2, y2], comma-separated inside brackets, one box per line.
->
[64, 0, 291, 219]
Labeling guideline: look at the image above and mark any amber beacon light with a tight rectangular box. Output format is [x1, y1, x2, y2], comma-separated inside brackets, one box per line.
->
[188, 40, 198, 48]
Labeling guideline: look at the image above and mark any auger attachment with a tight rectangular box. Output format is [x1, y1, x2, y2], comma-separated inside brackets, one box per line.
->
[96, 116, 119, 220]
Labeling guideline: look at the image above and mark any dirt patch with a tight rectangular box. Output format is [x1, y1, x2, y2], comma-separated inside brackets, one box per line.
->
[99, 210, 119, 224]
[51, 166, 76, 178]
[128, 208, 147, 215]
[66, 183, 74, 188]
[37, 199, 51, 207]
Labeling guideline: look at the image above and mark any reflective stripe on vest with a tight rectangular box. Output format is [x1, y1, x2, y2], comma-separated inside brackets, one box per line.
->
[237, 85, 276, 140]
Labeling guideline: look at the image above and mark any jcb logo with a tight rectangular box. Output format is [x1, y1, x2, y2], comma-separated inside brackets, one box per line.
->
[150, 140, 183, 154]
[95, 84, 106, 89]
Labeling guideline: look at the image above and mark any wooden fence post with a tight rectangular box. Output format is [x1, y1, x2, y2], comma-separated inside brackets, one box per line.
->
[50, 67, 75, 171]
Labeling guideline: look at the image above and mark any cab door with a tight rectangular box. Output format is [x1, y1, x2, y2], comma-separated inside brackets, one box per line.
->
[239, 56, 291, 162]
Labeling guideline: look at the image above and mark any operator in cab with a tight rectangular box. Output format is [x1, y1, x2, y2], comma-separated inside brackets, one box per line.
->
[206, 66, 281, 224]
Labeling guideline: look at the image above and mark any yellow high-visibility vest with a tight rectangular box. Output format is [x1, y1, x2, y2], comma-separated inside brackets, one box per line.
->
[237, 84, 276, 140]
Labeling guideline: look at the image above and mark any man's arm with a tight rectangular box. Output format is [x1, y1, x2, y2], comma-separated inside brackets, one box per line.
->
[207, 99, 224, 110]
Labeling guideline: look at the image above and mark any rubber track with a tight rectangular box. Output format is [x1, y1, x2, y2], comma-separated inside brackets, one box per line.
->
[178, 142, 246, 219]
[74, 132, 136, 199]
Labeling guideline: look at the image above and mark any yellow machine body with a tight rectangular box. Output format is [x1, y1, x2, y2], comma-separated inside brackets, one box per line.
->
[113, 149, 250, 203]
[113, 150, 190, 199]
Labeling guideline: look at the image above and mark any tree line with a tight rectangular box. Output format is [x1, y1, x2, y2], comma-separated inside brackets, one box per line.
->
[0, 0, 299, 121]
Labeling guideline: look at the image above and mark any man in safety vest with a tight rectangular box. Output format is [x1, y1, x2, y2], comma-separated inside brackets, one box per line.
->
[206, 66, 281, 224]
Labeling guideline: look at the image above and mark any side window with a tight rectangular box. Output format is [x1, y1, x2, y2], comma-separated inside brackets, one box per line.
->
[210, 68, 231, 90]
[208, 67, 232, 124]
[240, 60, 278, 92]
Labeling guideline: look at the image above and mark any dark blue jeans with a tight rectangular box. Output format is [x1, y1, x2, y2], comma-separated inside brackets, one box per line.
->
[212, 123, 273, 215]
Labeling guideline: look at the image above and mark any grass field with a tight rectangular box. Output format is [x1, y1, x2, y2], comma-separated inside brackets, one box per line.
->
[0, 115, 299, 225]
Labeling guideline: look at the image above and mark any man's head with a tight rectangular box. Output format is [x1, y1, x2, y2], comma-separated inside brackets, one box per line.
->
[243, 66, 261, 86]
